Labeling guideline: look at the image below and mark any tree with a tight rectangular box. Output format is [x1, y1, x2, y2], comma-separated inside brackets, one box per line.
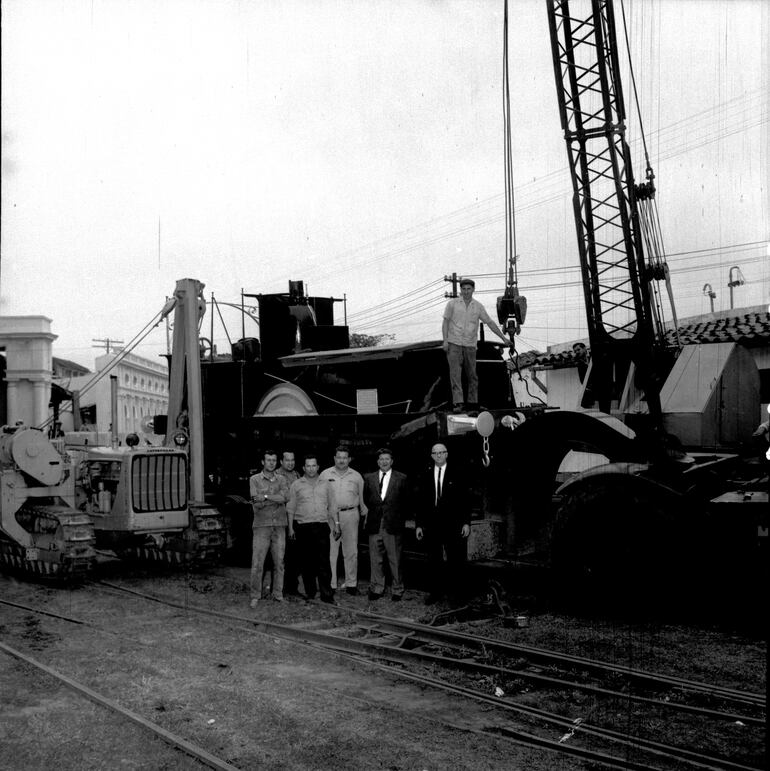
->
[349, 332, 395, 348]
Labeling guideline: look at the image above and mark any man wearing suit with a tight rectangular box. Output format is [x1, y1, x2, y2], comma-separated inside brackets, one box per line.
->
[415, 442, 471, 604]
[362, 447, 410, 602]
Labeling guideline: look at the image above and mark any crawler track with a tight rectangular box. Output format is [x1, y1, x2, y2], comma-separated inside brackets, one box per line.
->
[0, 503, 95, 580]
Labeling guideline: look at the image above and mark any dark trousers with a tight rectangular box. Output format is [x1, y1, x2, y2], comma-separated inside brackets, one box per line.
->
[426, 533, 467, 600]
[294, 522, 334, 601]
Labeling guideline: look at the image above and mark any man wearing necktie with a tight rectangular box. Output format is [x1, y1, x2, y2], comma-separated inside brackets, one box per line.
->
[416, 442, 471, 605]
[362, 448, 411, 601]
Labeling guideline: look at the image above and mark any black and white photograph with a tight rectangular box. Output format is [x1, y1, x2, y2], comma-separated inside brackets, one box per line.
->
[1, 1, 767, 768]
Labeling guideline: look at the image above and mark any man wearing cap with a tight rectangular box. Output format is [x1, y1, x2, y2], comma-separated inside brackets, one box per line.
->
[442, 278, 511, 413]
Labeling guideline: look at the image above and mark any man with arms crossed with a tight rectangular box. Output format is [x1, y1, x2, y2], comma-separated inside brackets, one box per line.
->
[249, 449, 290, 608]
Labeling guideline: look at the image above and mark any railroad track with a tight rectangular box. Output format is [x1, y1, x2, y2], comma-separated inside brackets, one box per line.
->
[0, 637, 237, 771]
[3, 580, 763, 771]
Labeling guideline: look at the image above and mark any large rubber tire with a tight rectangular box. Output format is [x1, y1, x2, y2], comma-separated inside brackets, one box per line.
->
[550, 478, 692, 615]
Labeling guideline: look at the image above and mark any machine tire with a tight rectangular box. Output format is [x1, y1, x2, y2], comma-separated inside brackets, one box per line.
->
[550, 477, 693, 615]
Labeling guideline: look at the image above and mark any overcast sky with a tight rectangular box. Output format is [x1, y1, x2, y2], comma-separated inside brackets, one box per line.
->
[2, 0, 768, 367]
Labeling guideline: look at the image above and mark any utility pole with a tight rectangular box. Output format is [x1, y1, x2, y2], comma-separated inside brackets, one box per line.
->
[444, 273, 459, 298]
[92, 337, 125, 354]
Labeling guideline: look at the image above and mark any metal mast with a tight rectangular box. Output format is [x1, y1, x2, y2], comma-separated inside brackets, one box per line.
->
[547, 0, 670, 424]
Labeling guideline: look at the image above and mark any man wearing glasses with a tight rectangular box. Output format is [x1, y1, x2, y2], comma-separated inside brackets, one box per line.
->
[416, 443, 471, 605]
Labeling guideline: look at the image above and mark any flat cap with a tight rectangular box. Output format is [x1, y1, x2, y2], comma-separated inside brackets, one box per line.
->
[459, 278, 475, 288]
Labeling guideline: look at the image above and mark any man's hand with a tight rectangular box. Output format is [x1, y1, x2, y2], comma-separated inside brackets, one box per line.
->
[461, 524, 470, 538]
[442, 341, 449, 353]
[288, 525, 295, 540]
[415, 527, 424, 541]
[333, 523, 342, 541]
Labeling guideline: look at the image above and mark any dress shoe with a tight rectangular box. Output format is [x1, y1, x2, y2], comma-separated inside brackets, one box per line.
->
[452, 404, 465, 414]
[346, 587, 359, 596]
[367, 590, 384, 601]
[391, 594, 402, 602]
[272, 595, 284, 603]
[320, 594, 336, 604]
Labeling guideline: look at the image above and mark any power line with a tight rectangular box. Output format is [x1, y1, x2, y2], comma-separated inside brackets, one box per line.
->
[263, 92, 767, 288]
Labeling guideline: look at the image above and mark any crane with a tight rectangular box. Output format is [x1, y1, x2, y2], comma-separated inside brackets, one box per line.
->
[546, 0, 680, 447]
[485, 0, 765, 610]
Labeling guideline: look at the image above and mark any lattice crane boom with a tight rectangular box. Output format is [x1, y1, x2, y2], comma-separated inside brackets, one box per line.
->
[547, 0, 674, 426]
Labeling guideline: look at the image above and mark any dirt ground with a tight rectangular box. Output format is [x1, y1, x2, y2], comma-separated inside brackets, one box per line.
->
[0, 563, 766, 770]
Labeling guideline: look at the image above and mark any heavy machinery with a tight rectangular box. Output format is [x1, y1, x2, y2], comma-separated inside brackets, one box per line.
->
[0, 425, 95, 578]
[61, 279, 226, 566]
[184, 278, 530, 561]
[151, 2, 764, 612]
[486, 0, 768, 609]
[66, 439, 222, 565]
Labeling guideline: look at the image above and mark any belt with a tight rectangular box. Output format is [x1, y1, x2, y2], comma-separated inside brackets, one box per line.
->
[338, 505, 358, 512]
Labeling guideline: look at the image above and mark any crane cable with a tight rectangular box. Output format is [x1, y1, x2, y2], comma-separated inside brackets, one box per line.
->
[503, 0, 518, 290]
[618, 0, 681, 347]
[36, 306, 172, 432]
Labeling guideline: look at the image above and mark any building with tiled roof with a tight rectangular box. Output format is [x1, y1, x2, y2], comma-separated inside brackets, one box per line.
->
[514, 305, 770, 419]
[532, 307, 769, 367]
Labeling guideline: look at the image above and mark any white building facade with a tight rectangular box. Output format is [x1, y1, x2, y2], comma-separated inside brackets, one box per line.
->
[0, 316, 57, 427]
[57, 351, 169, 441]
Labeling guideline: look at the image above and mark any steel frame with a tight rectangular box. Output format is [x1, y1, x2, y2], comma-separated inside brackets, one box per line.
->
[547, 0, 662, 417]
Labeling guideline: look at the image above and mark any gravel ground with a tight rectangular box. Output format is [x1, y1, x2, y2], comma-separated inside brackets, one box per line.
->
[0, 564, 766, 770]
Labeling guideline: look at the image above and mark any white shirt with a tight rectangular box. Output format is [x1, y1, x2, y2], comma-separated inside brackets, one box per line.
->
[379, 469, 391, 500]
[443, 297, 494, 347]
[433, 464, 446, 504]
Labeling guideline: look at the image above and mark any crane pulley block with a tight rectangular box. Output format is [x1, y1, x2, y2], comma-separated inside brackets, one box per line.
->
[496, 290, 527, 335]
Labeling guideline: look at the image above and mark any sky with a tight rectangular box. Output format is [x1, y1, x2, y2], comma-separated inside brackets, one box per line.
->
[1, 0, 768, 368]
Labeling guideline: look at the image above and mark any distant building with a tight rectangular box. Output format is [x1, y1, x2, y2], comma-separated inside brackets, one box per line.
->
[526, 305, 770, 418]
[52, 356, 91, 379]
[55, 351, 168, 441]
[0, 316, 57, 427]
